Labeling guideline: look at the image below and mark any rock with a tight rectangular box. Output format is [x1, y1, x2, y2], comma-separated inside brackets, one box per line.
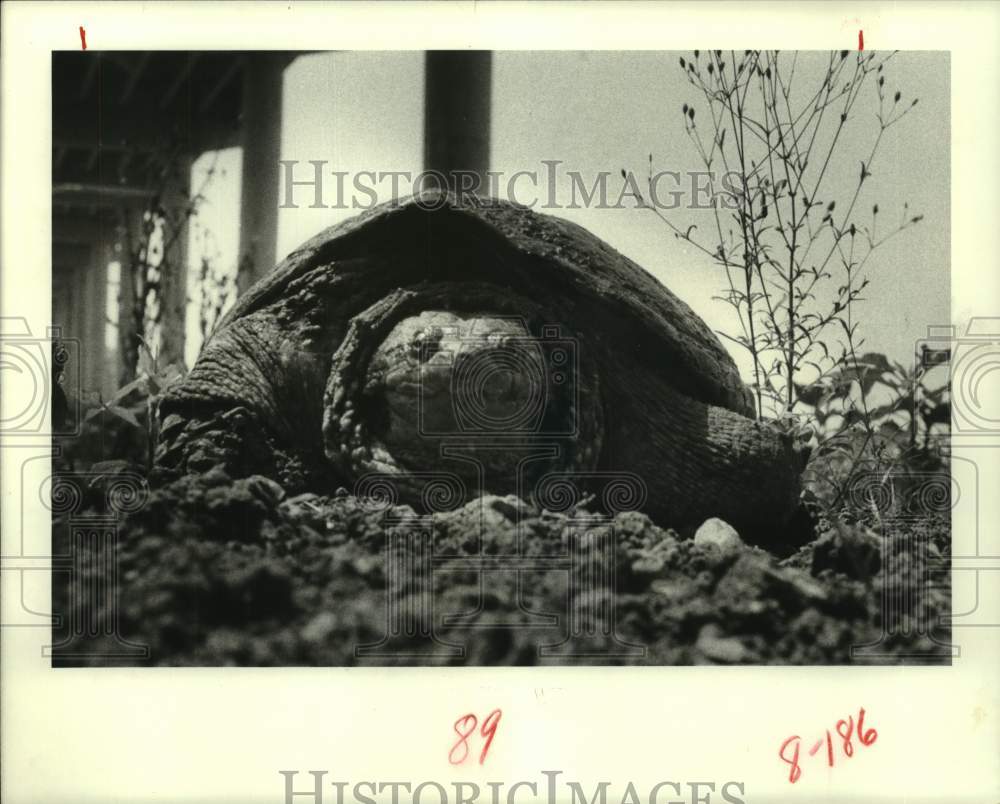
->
[629, 537, 681, 585]
[715, 553, 827, 616]
[281, 492, 326, 526]
[485, 494, 530, 521]
[786, 572, 829, 603]
[435, 495, 523, 554]
[696, 624, 751, 663]
[204, 629, 249, 661]
[245, 474, 286, 506]
[201, 465, 232, 488]
[811, 523, 882, 581]
[694, 517, 745, 557]
[301, 611, 338, 644]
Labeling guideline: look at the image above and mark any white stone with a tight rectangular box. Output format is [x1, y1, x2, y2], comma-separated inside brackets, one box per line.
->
[694, 517, 744, 556]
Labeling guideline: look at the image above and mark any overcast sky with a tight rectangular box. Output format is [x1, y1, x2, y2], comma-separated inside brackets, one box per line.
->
[188, 51, 949, 383]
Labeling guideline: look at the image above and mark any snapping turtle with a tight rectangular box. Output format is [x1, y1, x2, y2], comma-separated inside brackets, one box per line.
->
[156, 191, 806, 543]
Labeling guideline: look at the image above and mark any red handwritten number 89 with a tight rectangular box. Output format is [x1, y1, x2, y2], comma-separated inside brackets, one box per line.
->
[448, 709, 502, 765]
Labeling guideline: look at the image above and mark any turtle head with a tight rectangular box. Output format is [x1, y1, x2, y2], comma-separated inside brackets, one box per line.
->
[323, 284, 603, 505]
[367, 311, 568, 480]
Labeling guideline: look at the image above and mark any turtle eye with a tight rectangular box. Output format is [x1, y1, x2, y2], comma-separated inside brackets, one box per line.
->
[407, 325, 445, 362]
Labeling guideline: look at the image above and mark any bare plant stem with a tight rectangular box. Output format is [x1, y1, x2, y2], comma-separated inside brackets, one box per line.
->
[648, 50, 919, 422]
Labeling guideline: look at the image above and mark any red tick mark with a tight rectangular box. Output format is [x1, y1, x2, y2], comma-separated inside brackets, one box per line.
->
[79, 26, 87, 50]
[858, 30, 864, 51]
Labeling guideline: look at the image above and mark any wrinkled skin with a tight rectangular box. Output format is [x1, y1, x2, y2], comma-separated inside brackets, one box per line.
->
[156, 192, 808, 549]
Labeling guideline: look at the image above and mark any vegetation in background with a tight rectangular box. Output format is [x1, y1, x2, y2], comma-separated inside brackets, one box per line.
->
[63, 150, 236, 474]
[639, 49, 949, 523]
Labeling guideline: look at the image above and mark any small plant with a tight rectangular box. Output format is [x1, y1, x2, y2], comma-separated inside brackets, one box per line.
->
[191, 232, 236, 357]
[68, 150, 226, 476]
[642, 50, 922, 419]
[84, 337, 185, 471]
[639, 50, 939, 524]
[118, 147, 221, 383]
[797, 347, 949, 514]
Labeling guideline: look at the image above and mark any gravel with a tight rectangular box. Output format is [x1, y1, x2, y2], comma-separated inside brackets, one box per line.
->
[51, 470, 952, 666]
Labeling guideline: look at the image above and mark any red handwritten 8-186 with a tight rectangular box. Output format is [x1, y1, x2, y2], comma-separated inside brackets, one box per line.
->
[449, 709, 503, 765]
[779, 707, 878, 783]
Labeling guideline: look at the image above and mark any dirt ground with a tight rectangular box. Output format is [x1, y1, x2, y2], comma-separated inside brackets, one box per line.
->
[51, 468, 952, 666]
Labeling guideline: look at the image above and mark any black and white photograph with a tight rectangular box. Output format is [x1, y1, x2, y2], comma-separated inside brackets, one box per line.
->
[45, 47, 954, 666]
[5, 4, 1000, 803]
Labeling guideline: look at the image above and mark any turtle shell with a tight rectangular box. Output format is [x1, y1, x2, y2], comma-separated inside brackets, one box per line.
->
[222, 190, 754, 418]
[158, 190, 802, 540]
